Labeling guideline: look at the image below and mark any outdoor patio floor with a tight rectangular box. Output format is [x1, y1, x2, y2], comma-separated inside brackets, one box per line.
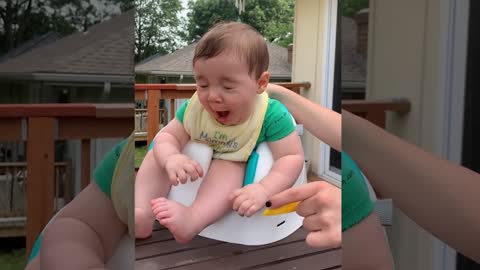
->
[135, 222, 342, 270]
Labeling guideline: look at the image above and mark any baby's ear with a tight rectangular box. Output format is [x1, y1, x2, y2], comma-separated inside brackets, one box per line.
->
[256, 71, 270, 94]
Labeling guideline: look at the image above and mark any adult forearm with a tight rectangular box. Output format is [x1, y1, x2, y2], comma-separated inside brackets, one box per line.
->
[41, 217, 109, 270]
[267, 83, 341, 151]
[343, 110, 480, 262]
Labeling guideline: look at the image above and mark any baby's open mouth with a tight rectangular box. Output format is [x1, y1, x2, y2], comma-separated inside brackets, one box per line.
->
[215, 111, 230, 122]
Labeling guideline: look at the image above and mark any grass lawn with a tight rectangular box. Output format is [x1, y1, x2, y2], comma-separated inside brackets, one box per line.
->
[135, 145, 147, 168]
[0, 249, 26, 270]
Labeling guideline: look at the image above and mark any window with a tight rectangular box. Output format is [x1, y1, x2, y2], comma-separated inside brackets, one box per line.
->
[316, 0, 341, 187]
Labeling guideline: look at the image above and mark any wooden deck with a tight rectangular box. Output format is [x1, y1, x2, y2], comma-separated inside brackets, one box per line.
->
[136, 222, 342, 269]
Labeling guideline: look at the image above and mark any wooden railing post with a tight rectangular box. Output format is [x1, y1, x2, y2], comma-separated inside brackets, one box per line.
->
[147, 89, 160, 146]
[65, 159, 73, 203]
[342, 99, 411, 129]
[81, 139, 91, 190]
[169, 99, 175, 121]
[365, 110, 387, 129]
[26, 117, 55, 255]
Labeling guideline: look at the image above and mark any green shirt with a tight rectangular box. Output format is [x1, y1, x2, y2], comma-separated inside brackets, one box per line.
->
[176, 98, 296, 145]
[341, 151, 374, 231]
[93, 139, 128, 198]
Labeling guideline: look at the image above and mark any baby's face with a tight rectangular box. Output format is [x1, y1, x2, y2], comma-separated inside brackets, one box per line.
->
[193, 53, 267, 126]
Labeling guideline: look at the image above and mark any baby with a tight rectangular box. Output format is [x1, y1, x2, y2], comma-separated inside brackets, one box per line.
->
[134, 21, 304, 244]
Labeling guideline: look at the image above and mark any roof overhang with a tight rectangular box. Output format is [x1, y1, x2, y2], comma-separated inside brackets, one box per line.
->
[135, 70, 292, 79]
[0, 72, 134, 83]
[135, 70, 194, 76]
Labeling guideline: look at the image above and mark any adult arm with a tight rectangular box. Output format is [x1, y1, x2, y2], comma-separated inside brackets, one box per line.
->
[267, 83, 341, 151]
[343, 109, 480, 262]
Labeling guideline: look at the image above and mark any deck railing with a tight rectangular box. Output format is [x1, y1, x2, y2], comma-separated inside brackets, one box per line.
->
[134, 82, 311, 145]
[342, 98, 411, 128]
[0, 161, 72, 237]
[134, 108, 167, 141]
[0, 103, 133, 254]
[0, 161, 72, 216]
[135, 83, 411, 145]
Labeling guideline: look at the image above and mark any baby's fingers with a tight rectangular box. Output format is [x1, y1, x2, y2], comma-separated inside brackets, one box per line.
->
[245, 203, 261, 217]
[190, 160, 204, 178]
[183, 163, 199, 181]
[238, 200, 254, 216]
[176, 169, 188, 184]
[232, 193, 249, 211]
[166, 169, 179, 186]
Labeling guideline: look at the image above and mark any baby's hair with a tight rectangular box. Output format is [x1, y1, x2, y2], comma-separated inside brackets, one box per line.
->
[193, 21, 269, 79]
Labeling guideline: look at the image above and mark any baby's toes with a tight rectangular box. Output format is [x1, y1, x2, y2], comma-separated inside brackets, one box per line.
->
[152, 204, 167, 215]
[150, 197, 167, 206]
[158, 217, 172, 226]
[155, 208, 171, 220]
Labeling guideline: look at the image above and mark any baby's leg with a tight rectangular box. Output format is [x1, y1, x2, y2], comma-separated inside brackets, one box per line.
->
[152, 159, 244, 244]
[135, 150, 171, 238]
[24, 256, 40, 270]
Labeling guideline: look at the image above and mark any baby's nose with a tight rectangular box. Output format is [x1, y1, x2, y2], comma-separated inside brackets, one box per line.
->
[208, 89, 222, 102]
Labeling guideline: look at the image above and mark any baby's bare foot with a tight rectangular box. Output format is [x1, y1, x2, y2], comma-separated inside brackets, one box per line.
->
[151, 198, 202, 244]
[135, 207, 154, 239]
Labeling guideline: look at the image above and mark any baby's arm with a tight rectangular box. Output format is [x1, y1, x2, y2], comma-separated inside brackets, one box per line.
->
[151, 118, 203, 184]
[151, 118, 190, 167]
[40, 182, 126, 270]
[231, 132, 304, 216]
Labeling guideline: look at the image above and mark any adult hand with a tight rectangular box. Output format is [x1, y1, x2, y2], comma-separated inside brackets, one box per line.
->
[268, 181, 341, 248]
[164, 154, 203, 185]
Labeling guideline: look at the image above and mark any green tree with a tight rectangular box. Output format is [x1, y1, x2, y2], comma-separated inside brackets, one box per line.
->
[340, 0, 369, 17]
[0, 0, 131, 55]
[187, 0, 294, 47]
[135, 0, 186, 62]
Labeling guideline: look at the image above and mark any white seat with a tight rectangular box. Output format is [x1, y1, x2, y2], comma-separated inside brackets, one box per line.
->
[168, 139, 307, 245]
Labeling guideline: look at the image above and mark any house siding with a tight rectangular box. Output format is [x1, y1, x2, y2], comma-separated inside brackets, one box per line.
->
[293, 0, 331, 174]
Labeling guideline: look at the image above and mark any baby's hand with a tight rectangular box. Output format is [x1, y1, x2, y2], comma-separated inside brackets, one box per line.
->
[164, 154, 203, 186]
[229, 183, 270, 217]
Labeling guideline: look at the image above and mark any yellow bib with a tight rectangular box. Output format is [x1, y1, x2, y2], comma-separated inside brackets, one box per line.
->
[183, 92, 268, 162]
[111, 133, 135, 237]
